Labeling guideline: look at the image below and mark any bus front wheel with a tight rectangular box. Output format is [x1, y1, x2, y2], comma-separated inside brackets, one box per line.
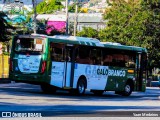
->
[41, 84, 57, 94]
[121, 82, 133, 96]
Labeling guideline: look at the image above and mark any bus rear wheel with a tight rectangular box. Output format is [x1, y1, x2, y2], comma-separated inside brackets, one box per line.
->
[41, 84, 57, 94]
[121, 82, 133, 96]
[76, 79, 86, 95]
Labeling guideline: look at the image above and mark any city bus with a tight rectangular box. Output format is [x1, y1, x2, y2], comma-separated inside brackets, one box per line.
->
[9, 34, 147, 96]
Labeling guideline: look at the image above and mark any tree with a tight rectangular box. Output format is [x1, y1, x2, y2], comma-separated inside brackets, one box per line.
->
[68, 3, 82, 13]
[142, 0, 160, 67]
[99, 0, 146, 45]
[0, 12, 14, 42]
[77, 27, 99, 38]
[36, 0, 64, 14]
[99, 0, 160, 68]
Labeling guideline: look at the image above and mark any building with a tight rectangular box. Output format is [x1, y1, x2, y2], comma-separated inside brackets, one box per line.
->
[36, 14, 66, 34]
[0, 0, 107, 33]
[0, 0, 43, 12]
[36, 13, 106, 33]
[69, 13, 106, 31]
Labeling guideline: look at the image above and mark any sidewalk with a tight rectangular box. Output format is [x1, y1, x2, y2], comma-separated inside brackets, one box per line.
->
[0, 78, 11, 84]
[150, 81, 160, 87]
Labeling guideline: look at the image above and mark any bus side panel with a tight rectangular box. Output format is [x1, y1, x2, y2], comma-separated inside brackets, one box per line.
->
[73, 63, 108, 90]
[134, 52, 147, 92]
[72, 64, 133, 91]
[50, 61, 65, 88]
[105, 66, 129, 91]
[65, 62, 72, 87]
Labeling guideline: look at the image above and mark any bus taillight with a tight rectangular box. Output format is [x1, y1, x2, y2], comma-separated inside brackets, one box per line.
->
[41, 61, 47, 73]
[9, 58, 13, 71]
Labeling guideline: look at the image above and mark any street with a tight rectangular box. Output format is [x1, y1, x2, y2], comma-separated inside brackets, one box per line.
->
[0, 82, 160, 118]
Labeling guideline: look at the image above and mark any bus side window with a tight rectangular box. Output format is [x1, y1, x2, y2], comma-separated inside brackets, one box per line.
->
[15, 39, 22, 51]
[105, 54, 126, 67]
[90, 49, 102, 65]
[76, 46, 92, 64]
[103, 55, 112, 66]
[65, 48, 72, 62]
[111, 54, 117, 66]
[125, 55, 136, 68]
[50, 43, 64, 62]
[116, 54, 125, 67]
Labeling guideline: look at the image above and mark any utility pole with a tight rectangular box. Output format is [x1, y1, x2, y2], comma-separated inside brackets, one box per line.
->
[32, 0, 37, 34]
[65, 0, 69, 35]
[74, 3, 78, 36]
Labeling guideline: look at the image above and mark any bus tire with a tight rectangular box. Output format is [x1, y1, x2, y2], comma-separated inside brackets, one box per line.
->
[41, 84, 56, 94]
[76, 78, 86, 95]
[91, 90, 104, 96]
[121, 82, 133, 96]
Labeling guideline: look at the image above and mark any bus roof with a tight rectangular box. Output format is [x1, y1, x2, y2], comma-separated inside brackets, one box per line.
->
[17, 34, 147, 53]
[49, 35, 103, 47]
[49, 35, 147, 53]
[101, 42, 147, 52]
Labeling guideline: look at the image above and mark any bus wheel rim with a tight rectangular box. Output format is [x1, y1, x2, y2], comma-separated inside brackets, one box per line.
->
[79, 84, 84, 93]
[125, 85, 130, 93]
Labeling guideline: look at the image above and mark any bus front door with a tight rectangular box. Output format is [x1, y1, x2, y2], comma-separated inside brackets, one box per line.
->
[136, 53, 147, 91]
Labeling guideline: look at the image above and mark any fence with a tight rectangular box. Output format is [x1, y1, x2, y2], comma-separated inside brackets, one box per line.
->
[0, 55, 9, 78]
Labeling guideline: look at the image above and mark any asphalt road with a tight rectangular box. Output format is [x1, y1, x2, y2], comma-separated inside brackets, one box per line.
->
[0, 82, 160, 118]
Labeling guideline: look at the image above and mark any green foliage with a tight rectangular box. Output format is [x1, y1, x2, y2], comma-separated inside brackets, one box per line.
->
[68, 4, 76, 13]
[99, 0, 146, 45]
[0, 12, 15, 42]
[77, 27, 99, 38]
[99, 0, 160, 67]
[68, 3, 81, 13]
[36, 0, 64, 14]
[142, 0, 160, 67]
[36, 19, 47, 34]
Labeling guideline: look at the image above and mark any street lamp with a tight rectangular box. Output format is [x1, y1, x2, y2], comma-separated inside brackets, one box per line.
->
[74, 2, 78, 36]
[73, 0, 86, 36]
[65, 0, 69, 35]
[32, 0, 37, 34]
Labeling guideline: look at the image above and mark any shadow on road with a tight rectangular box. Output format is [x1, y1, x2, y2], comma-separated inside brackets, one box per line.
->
[0, 83, 159, 102]
[0, 83, 160, 116]
[0, 101, 160, 117]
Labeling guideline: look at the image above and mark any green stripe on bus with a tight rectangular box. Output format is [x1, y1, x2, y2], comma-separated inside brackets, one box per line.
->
[86, 42, 91, 46]
[92, 42, 97, 46]
[48, 38, 80, 45]
[80, 41, 86, 45]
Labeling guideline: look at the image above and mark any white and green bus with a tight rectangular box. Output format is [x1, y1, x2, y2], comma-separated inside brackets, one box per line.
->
[9, 34, 147, 96]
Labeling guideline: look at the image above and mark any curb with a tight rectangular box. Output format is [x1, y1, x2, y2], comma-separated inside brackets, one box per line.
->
[150, 81, 159, 87]
[0, 78, 11, 84]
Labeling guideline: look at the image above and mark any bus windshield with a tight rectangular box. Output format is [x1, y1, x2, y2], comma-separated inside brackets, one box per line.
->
[14, 37, 44, 53]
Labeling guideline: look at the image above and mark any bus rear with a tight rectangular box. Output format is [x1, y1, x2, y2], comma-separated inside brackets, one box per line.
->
[9, 35, 49, 85]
